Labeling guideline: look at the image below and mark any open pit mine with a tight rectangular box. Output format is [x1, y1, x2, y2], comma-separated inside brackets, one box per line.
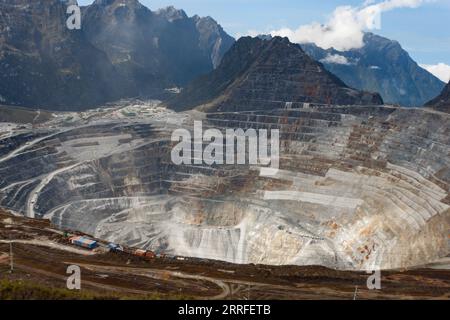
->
[0, 99, 449, 271]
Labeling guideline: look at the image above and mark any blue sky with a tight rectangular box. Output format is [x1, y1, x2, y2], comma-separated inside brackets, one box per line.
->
[78, 0, 450, 80]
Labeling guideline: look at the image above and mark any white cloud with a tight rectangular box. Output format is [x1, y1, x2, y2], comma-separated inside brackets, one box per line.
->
[269, 0, 429, 51]
[420, 63, 450, 83]
[320, 54, 351, 65]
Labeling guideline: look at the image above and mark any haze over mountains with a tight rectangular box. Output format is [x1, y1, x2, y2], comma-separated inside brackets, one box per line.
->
[0, 0, 126, 109]
[0, 0, 446, 111]
[82, 0, 234, 89]
[0, 0, 234, 110]
[301, 33, 445, 107]
[167, 36, 383, 112]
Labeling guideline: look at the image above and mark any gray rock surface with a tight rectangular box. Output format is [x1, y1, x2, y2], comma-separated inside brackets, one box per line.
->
[0, 0, 126, 110]
[0, 101, 448, 270]
[83, 0, 234, 86]
[301, 33, 445, 107]
[0, 0, 234, 110]
[166, 37, 383, 112]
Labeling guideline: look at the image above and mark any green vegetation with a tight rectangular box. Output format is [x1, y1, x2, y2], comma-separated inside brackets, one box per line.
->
[0, 279, 117, 300]
[0, 279, 195, 300]
[0, 105, 53, 124]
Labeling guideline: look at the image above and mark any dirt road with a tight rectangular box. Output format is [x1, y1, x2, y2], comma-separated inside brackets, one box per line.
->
[0, 210, 449, 300]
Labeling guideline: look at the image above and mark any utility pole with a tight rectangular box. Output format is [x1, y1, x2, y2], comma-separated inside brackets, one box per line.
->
[9, 239, 13, 273]
[353, 286, 358, 300]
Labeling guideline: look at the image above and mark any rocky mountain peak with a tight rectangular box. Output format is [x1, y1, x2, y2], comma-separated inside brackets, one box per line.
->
[88, 0, 149, 19]
[0, 0, 235, 109]
[92, 0, 142, 7]
[301, 32, 445, 107]
[0, 0, 127, 109]
[194, 16, 235, 68]
[166, 36, 383, 112]
[363, 32, 400, 49]
[156, 5, 188, 22]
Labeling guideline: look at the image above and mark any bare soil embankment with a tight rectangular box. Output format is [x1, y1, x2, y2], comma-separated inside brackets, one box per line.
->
[0, 210, 448, 300]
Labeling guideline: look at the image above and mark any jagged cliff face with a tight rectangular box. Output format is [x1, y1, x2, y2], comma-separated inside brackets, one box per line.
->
[167, 37, 383, 112]
[1, 102, 448, 270]
[0, 0, 126, 109]
[82, 0, 234, 87]
[193, 15, 234, 69]
[427, 81, 450, 113]
[301, 33, 445, 107]
[0, 0, 234, 109]
[81, 0, 167, 94]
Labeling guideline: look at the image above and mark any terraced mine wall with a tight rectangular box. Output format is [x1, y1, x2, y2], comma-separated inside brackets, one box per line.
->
[0, 104, 449, 270]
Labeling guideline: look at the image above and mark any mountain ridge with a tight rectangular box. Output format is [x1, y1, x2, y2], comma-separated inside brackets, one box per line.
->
[426, 81, 450, 113]
[0, 0, 128, 110]
[0, 0, 234, 110]
[166, 36, 383, 112]
[301, 32, 445, 107]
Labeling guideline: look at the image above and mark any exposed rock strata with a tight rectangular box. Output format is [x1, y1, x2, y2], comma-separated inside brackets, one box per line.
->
[0, 102, 448, 270]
